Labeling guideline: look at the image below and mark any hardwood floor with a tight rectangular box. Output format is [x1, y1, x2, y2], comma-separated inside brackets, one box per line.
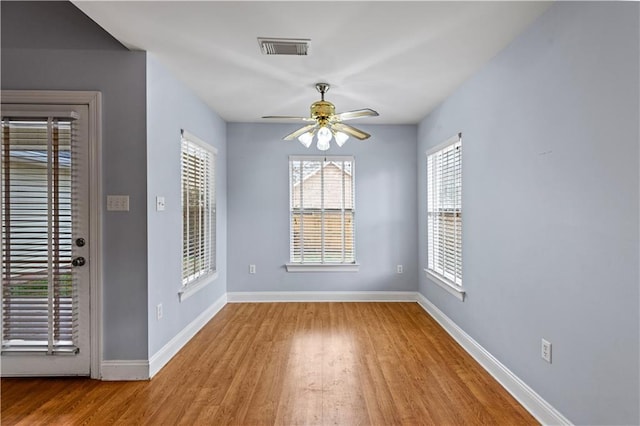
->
[1, 302, 538, 425]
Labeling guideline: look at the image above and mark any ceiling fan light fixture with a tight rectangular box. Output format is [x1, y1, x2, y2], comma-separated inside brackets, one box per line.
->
[316, 127, 332, 151]
[298, 132, 314, 148]
[317, 137, 331, 151]
[317, 126, 332, 142]
[334, 131, 349, 147]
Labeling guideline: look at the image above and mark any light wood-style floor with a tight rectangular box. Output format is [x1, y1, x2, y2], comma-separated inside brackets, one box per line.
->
[1, 302, 537, 425]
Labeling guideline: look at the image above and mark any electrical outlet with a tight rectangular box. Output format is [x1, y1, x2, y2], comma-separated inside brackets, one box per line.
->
[541, 338, 552, 363]
[156, 304, 163, 321]
[249, 264, 256, 274]
[396, 265, 403, 274]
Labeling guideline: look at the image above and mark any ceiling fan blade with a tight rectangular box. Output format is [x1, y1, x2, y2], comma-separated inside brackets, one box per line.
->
[262, 115, 315, 121]
[283, 123, 318, 140]
[334, 108, 379, 121]
[331, 122, 371, 140]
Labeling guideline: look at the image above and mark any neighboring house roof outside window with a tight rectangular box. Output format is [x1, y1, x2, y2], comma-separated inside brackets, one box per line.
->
[292, 162, 353, 210]
[291, 161, 352, 186]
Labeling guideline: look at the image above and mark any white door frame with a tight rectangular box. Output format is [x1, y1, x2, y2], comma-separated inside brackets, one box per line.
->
[1, 90, 103, 379]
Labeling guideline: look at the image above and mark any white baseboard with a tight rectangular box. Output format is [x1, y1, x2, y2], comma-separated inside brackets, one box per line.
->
[148, 292, 227, 378]
[415, 293, 572, 426]
[101, 360, 149, 381]
[226, 290, 418, 303]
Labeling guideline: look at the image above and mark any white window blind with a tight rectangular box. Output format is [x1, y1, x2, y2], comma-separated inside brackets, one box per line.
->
[289, 156, 355, 264]
[1, 115, 79, 354]
[181, 131, 216, 287]
[427, 134, 462, 287]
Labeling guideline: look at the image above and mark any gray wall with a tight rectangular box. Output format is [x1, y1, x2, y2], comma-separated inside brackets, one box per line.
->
[417, 2, 639, 424]
[1, 1, 149, 360]
[227, 123, 418, 293]
[146, 55, 227, 356]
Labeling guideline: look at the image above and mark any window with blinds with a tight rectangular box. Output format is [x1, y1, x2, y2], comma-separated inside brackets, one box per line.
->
[289, 156, 355, 264]
[427, 134, 462, 288]
[1, 116, 79, 354]
[181, 130, 216, 288]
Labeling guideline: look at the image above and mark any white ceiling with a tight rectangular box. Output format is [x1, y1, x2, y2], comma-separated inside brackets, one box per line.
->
[73, 1, 551, 125]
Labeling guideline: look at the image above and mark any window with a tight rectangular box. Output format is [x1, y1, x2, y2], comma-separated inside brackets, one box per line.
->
[180, 130, 216, 299]
[426, 133, 464, 300]
[287, 156, 357, 271]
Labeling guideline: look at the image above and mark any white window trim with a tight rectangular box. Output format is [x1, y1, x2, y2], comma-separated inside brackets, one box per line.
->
[424, 268, 465, 301]
[426, 132, 464, 301]
[285, 263, 360, 272]
[287, 155, 357, 272]
[180, 129, 217, 301]
[178, 271, 218, 302]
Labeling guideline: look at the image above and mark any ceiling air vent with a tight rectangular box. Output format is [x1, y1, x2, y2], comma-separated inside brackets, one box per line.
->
[258, 37, 310, 56]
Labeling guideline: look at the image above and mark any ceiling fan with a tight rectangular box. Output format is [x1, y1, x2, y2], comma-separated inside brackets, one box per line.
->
[262, 83, 379, 151]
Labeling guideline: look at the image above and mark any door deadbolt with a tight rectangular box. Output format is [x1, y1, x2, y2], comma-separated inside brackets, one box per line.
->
[72, 257, 86, 267]
[75, 238, 86, 247]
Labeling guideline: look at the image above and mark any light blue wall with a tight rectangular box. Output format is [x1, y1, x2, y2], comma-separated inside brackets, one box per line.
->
[227, 123, 418, 293]
[417, 2, 639, 424]
[1, 1, 149, 360]
[146, 55, 227, 356]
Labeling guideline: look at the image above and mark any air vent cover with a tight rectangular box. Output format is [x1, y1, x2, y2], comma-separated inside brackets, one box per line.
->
[258, 37, 310, 56]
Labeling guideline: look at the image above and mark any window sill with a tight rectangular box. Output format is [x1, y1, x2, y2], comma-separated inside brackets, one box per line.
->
[179, 271, 218, 302]
[286, 263, 360, 272]
[424, 269, 465, 301]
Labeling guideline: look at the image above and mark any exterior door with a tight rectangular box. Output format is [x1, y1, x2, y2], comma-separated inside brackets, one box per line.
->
[1, 104, 90, 376]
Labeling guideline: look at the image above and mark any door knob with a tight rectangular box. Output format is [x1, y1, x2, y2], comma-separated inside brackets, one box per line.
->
[75, 238, 86, 247]
[72, 257, 86, 267]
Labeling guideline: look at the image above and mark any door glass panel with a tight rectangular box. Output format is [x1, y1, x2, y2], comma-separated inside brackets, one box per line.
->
[1, 118, 78, 354]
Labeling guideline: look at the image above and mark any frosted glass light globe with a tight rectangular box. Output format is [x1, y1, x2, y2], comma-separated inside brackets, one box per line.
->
[298, 132, 313, 148]
[316, 137, 331, 151]
[334, 131, 349, 147]
[316, 127, 332, 151]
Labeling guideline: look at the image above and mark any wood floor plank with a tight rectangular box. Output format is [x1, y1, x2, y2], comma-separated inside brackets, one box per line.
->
[1, 302, 539, 425]
[346, 304, 404, 425]
[360, 303, 440, 425]
[273, 303, 324, 425]
[243, 304, 297, 425]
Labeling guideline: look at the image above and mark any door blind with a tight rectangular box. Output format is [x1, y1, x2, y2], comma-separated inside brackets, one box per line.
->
[181, 132, 216, 286]
[289, 156, 355, 264]
[1, 116, 79, 354]
[427, 135, 462, 286]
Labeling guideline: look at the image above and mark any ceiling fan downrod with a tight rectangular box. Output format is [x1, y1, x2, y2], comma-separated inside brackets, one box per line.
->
[315, 82, 330, 101]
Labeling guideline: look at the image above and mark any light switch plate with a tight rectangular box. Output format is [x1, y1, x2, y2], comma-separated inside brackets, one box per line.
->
[107, 195, 130, 211]
[156, 196, 166, 211]
[541, 338, 552, 363]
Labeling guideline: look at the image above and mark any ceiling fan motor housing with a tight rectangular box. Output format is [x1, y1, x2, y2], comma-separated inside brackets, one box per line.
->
[310, 100, 335, 122]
